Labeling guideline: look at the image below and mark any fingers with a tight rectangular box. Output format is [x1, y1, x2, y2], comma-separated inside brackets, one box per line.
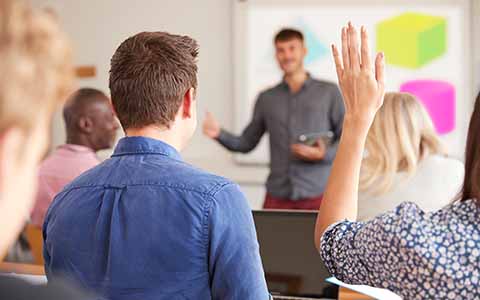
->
[332, 44, 343, 81]
[375, 52, 385, 91]
[205, 111, 217, 125]
[341, 26, 350, 70]
[291, 144, 306, 153]
[360, 26, 371, 71]
[316, 138, 326, 149]
[291, 146, 307, 159]
[347, 22, 360, 72]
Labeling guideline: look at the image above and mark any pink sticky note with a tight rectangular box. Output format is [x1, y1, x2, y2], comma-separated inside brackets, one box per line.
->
[400, 80, 456, 134]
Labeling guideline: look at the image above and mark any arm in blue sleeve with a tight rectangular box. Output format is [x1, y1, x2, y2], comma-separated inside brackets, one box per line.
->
[216, 94, 266, 153]
[208, 183, 270, 300]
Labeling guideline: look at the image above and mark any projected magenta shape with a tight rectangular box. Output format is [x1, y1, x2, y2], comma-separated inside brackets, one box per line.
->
[400, 80, 455, 134]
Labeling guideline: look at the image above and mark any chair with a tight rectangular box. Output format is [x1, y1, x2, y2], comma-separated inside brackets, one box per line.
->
[24, 224, 44, 265]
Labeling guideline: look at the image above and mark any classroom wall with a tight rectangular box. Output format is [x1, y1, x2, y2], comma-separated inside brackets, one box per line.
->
[32, 0, 480, 209]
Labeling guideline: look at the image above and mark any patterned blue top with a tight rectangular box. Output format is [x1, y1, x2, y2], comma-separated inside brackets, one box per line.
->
[320, 200, 480, 299]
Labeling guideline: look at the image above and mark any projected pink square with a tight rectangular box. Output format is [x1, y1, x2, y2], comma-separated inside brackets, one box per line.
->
[400, 80, 456, 134]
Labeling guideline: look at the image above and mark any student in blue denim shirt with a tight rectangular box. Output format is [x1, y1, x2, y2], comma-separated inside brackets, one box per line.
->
[43, 32, 270, 300]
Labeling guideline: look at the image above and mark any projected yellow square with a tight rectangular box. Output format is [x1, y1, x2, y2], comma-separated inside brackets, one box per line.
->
[376, 13, 447, 69]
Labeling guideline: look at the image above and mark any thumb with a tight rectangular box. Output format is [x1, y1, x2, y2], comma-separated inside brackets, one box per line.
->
[205, 111, 215, 120]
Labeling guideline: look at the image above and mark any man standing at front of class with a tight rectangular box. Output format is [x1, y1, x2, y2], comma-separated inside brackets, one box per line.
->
[203, 28, 345, 210]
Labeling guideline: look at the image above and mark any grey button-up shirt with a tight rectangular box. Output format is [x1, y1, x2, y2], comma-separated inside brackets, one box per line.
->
[217, 76, 344, 200]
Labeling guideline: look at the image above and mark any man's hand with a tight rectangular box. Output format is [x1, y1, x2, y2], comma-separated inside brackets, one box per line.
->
[291, 139, 326, 162]
[203, 111, 221, 139]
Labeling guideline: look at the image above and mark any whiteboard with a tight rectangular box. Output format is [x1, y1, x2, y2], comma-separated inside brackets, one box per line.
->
[233, 0, 474, 164]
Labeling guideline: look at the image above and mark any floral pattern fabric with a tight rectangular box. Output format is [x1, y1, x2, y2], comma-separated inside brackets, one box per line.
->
[320, 200, 480, 299]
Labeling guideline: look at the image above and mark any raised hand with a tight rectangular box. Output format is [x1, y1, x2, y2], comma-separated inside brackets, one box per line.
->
[315, 23, 387, 249]
[332, 22, 385, 128]
[202, 111, 221, 139]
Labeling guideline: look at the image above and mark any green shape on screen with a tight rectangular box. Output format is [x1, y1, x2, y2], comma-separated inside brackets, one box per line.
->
[376, 12, 447, 69]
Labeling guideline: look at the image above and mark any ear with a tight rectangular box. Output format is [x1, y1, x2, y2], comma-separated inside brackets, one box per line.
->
[0, 128, 24, 193]
[182, 88, 195, 119]
[78, 116, 93, 133]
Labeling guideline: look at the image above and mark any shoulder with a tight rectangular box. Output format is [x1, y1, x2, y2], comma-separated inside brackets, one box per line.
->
[173, 162, 238, 197]
[64, 158, 235, 197]
[420, 155, 464, 181]
[325, 202, 426, 247]
[310, 78, 343, 102]
[311, 78, 339, 89]
[257, 83, 284, 101]
[429, 199, 479, 221]
[423, 154, 463, 170]
[37, 149, 63, 174]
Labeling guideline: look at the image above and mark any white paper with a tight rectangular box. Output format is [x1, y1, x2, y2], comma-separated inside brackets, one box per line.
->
[326, 277, 402, 300]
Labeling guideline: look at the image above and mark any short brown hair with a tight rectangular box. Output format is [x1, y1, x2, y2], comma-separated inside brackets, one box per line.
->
[109, 32, 199, 130]
[0, 0, 73, 133]
[274, 28, 304, 44]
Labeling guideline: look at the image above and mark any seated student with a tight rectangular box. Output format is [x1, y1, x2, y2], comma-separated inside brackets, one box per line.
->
[30, 88, 118, 227]
[44, 32, 270, 300]
[0, 0, 87, 299]
[357, 92, 464, 220]
[315, 23, 480, 299]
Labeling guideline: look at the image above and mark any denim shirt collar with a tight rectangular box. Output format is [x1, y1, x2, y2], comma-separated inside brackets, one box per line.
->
[112, 136, 182, 161]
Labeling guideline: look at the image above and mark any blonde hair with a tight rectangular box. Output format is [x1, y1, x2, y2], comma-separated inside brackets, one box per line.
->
[0, 0, 73, 133]
[360, 92, 445, 196]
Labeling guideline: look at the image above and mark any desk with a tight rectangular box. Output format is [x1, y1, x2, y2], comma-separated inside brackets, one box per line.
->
[338, 287, 374, 300]
[0, 262, 45, 275]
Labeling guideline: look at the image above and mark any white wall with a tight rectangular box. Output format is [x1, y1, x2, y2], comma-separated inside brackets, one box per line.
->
[31, 0, 480, 209]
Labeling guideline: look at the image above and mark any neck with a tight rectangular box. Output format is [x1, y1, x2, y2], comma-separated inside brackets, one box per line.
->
[125, 126, 184, 151]
[284, 69, 308, 93]
[66, 134, 95, 151]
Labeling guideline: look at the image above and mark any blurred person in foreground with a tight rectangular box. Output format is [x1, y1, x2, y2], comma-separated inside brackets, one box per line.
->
[0, 0, 89, 299]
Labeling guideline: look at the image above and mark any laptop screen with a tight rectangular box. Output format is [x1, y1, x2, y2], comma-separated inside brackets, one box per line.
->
[253, 210, 334, 298]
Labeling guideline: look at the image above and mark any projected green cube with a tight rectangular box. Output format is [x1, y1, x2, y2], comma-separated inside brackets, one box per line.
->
[376, 13, 447, 69]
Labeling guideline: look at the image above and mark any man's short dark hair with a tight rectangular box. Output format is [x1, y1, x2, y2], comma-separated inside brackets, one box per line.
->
[109, 32, 199, 130]
[63, 88, 108, 130]
[274, 28, 304, 44]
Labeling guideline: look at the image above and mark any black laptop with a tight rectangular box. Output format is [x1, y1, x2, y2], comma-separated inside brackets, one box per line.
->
[253, 210, 336, 300]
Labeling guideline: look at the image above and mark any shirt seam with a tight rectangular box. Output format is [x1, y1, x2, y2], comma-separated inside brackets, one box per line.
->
[112, 150, 180, 158]
[201, 182, 236, 272]
[61, 181, 230, 197]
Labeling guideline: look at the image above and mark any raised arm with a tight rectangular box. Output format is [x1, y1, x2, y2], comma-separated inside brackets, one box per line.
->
[314, 23, 385, 250]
